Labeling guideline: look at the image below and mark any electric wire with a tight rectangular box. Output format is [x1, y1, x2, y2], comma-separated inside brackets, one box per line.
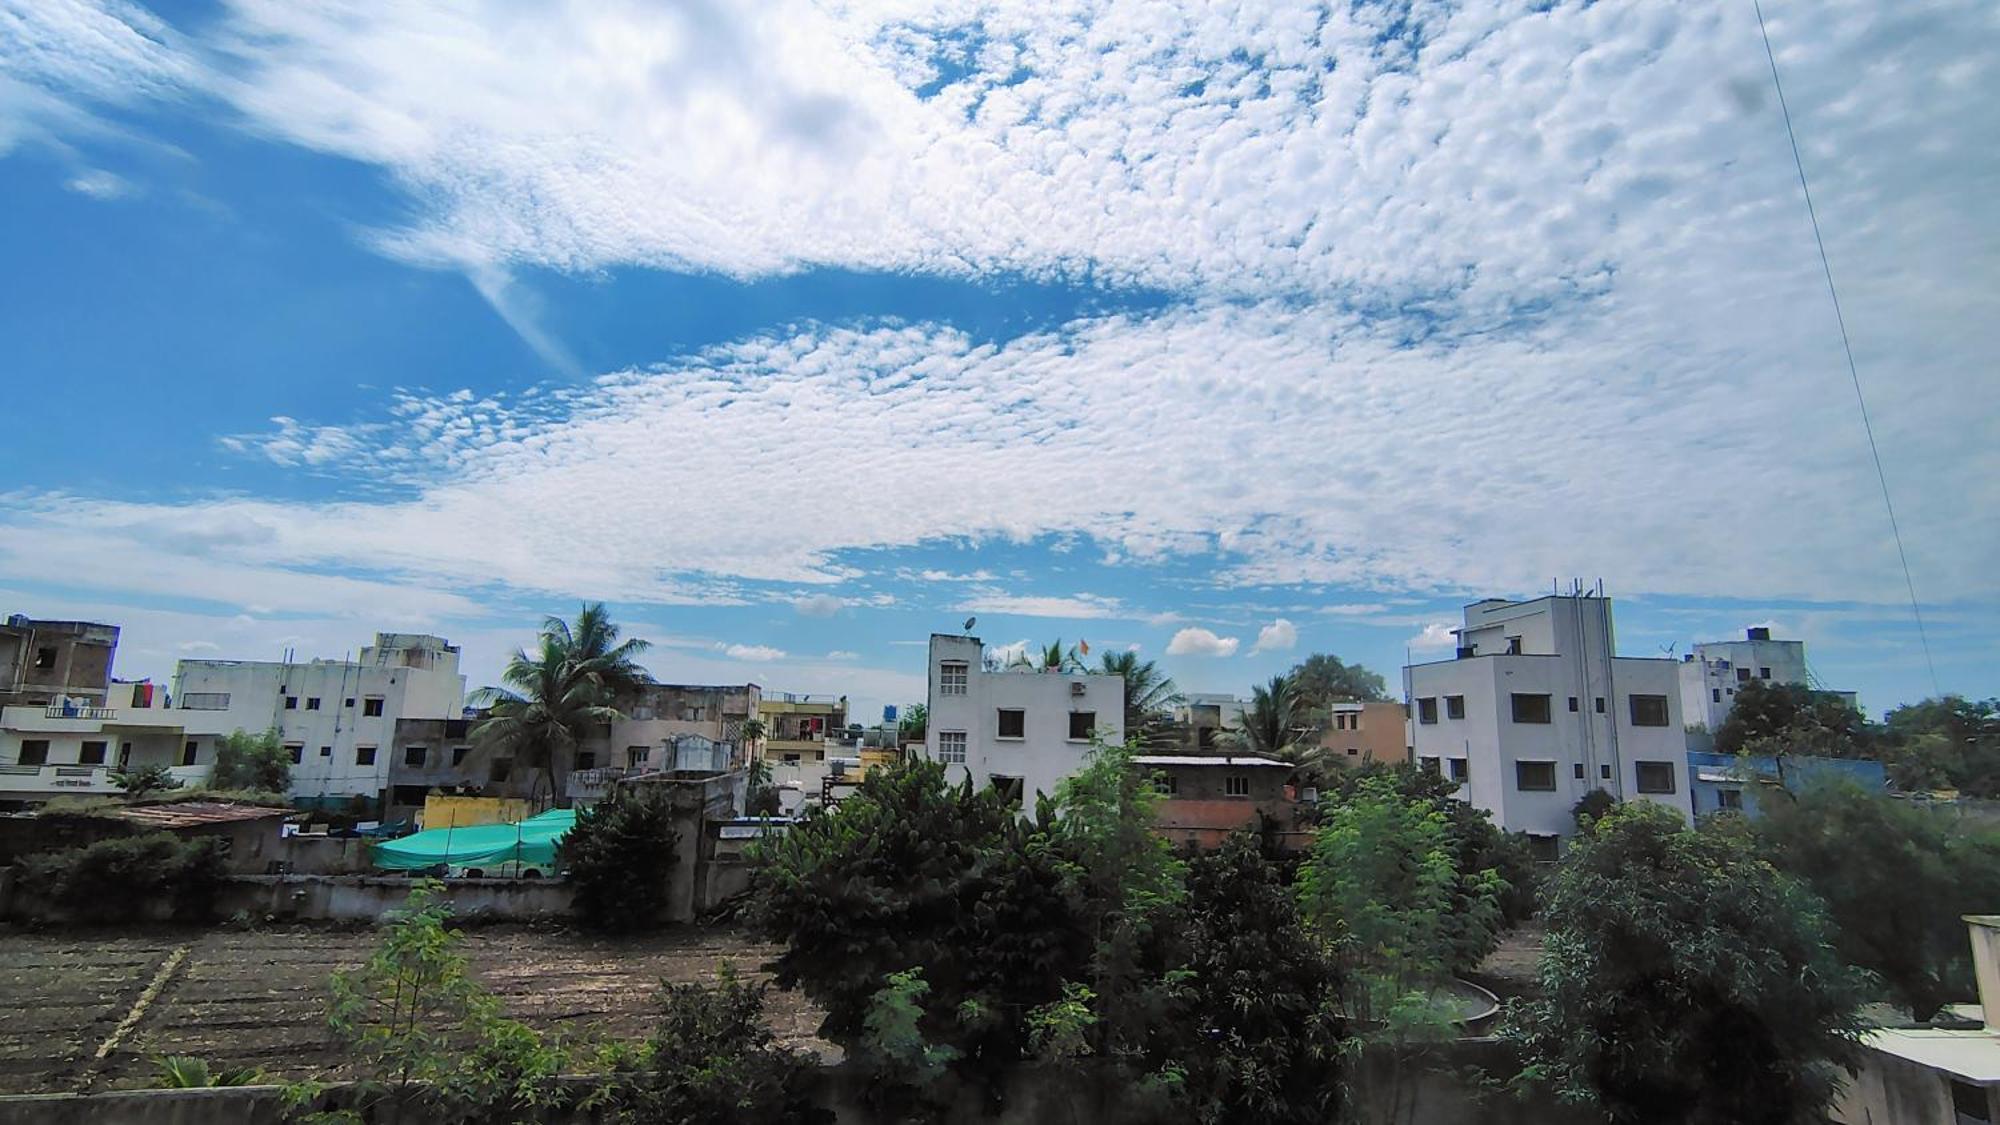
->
[1752, 0, 1940, 695]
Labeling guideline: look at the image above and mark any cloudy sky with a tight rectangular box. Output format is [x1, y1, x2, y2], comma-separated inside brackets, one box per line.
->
[1, 0, 1994, 718]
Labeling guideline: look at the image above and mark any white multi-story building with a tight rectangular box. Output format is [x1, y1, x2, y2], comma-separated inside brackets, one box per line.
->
[1405, 593, 1689, 853]
[1677, 627, 1856, 734]
[922, 634, 1126, 804]
[172, 633, 466, 804]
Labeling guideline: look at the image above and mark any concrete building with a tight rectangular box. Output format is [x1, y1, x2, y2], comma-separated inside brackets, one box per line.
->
[1678, 626, 1857, 736]
[1833, 916, 2000, 1124]
[170, 634, 467, 806]
[1405, 591, 1690, 853]
[0, 616, 120, 710]
[1175, 692, 1256, 751]
[922, 633, 1126, 804]
[0, 677, 198, 808]
[1136, 754, 1307, 851]
[1685, 749, 1887, 818]
[1319, 700, 1411, 767]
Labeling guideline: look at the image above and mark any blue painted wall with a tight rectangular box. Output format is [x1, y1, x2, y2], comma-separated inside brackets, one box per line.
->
[1686, 750, 1887, 818]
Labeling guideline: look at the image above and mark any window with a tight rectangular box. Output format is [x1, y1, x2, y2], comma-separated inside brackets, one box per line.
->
[355, 746, 377, 766]
[1224, 775, 1251, 797]
[937, 731, 967, 764]
[182, 740, 200, 766]
[1634, 760, 1676, 794]
[1416, 697, 1438, 724]
[305, 697, 321, 711]
[1196, 727, 1217, 749]
[1346, 747, 1359, 756]
[1758, 666, 1772, 680]
[627, 746, 648, 769]
[1736, 667, 1751, 683]
[1628, 694, 1670, 727]
[1526, 834, 1560, 862]
[1505, 636, 1522, 655]
[1568, 696, 1579, 713]
[491, 758, 513, 783]
[576, 751, 597, 771]
[118, 742, 132, 767]
[1448, 758, 1468, 782]
[1511, 693, 1552, 724]
[1716, 788, 1743, 811]
[18, 739, 50, 766]
[1154, 773, 1179, 796]
[34, 646, 57, 670]
[989, 776, 1024, 806]
[391, 785, 431, 807]
[403, 746, 427, 768]
[319, 746, 332, 758]
[996, 709, 1025, 739]
[939, 661, 968, 696]
[363, 697, 385, 717]
[1516, 760, 1557, 791]
[1445, 695, 1465, 720]
[178, 692, 230, 710]
[1594, 696, 1606, 714]
[1711, 688, 1721, 703]
[1419, 755, 1441, 774]
[79, 740, 107, 766]
[286, 744, 304, 765]
[283, 695, 298, 710]
[1574, 763, 1585, 779]
[1600, 763, 1612, 780]
[452, 746, 472, 766]
[782, 753, 801, 763]
[1068, 712, 1096, 741]
[343, 697, 356, 709]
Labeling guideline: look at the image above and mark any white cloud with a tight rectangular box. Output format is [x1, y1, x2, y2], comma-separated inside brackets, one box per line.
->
[1249, 618, 1298, 655]
[1167, 627, 1240, 658]
[960, 592, 1128, 619]
[176, 639, 219, 653]
[825, 649, 859, 661]
[1409, 623, 1459, 651]
[722, 643, 785, 662]
[65, 168, 132, 199]
[792, 594, 845, 618]
[986, 639, 1033, 667]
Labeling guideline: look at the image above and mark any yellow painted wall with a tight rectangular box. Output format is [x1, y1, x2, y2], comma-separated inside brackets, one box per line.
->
[422, 795, 533, 830]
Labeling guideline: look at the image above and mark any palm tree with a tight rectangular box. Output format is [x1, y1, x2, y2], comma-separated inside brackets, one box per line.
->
[739, 716, 767, 756]
[1097, 651, 1182, 743]
[472, 604, 651, 804]
[1234, 675, 1309, 756]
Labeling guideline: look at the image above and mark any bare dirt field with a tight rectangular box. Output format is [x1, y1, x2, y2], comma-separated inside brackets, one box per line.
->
[0, 924, 825, 1094]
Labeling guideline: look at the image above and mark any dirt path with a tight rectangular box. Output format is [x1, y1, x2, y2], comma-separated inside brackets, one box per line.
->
[0, 925, 825, 1093]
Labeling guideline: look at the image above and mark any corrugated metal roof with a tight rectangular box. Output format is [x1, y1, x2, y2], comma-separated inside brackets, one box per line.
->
[1132, 755, 1291, 768]
[108, 802, 295, 830]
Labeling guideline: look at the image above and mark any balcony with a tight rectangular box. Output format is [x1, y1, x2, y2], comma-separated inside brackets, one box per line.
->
[0, 762, 212, 797]
[44, 705, 117, 720]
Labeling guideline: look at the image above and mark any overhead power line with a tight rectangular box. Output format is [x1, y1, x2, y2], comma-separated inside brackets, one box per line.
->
[1751, 0, 1939, 695]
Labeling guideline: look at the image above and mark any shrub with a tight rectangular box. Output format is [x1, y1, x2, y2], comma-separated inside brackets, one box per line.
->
[563, 784, 680, 931]
[111, 763, 181, 797]
[210, 728, 293, 794]
[593, 970, 830, 1124]
[13, 832, 227, 923]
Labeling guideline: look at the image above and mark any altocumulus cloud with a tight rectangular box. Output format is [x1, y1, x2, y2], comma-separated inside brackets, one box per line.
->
[0, 0, 1994, 622]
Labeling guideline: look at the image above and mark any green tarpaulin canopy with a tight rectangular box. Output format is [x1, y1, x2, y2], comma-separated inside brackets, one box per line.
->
[371, 808, 576, 871]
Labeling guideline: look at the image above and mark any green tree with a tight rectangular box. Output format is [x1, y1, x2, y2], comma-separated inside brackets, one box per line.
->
[1878, 695, 2000, 796]
[1504, 803, 1866, 1125]
[592, 970, 830, 1124]
[111, 762, 181, 797]
[562, 783, 681, 932]
[1288, 652, 1390, 705]
[897, 703, 927, 742]
[1750, 777, 2000, 1019]
[1095, 651, 1182, 744]
[1170, 835, 1345, 1125]
[1714, 679, 1871, 758]
[13, 832, 225, 923]
[320, 880, 565, 1124]
[739, 716, 767, 752]
[210, 727, 293, 793]
[473, 603, 651, 802]
[1231, 675, 1311, 760]
[1298, 773, 1495, 1123]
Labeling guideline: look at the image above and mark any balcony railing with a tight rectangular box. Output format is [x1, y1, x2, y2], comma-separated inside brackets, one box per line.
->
[42, 705, 117, 720]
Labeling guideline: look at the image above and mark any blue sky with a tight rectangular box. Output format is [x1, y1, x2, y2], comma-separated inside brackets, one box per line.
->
[1, 0, 1994, 720]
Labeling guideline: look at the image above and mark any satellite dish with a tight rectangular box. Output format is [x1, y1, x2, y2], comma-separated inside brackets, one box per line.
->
[963, 616, 977, 632]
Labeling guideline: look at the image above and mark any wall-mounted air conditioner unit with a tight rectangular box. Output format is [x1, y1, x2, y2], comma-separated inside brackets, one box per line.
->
[1070, 681, 1087, 696]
